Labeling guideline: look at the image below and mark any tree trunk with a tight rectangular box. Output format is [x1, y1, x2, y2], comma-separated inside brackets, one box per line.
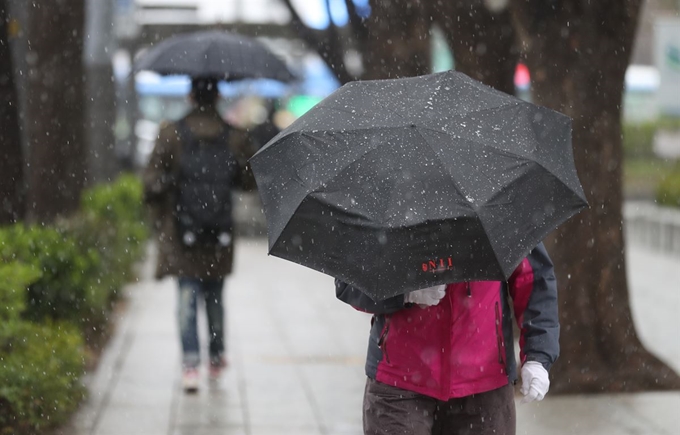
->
[363, 0, 432, 79]
[85, 0, 118, 184]
[511, 0, 680, 393]
[433, 0, 518, 95]
[85, 64, 118, 184]
[24, 0, 87, 222]
[0, 0, 24, 224]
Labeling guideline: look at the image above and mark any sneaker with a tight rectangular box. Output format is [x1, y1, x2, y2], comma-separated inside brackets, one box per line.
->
[182, 368, 199, 393]
[209, 357, 228, 380]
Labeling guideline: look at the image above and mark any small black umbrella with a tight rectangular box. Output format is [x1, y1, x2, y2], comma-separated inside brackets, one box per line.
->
[133, 30, 294, 82]
[250, 71, 588, 301]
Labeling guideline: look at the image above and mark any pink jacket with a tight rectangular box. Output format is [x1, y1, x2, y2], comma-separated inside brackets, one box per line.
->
[336, 243, 559, 400]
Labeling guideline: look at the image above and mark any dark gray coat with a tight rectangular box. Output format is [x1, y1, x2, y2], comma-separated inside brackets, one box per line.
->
[143, 106, 256, 280]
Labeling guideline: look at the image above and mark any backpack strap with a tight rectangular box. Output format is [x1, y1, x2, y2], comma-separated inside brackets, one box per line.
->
[175, 119, 197, 151]
[174, 119, 236, 181]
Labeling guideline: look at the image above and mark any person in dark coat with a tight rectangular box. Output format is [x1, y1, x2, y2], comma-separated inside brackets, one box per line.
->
[248, 102, 281, 150]
[336, 243, 559, 435]
[143, 77, 257, 392]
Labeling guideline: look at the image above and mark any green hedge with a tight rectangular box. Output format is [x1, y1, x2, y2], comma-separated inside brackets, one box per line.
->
[623, 117, 680, 159]
[0, 175, 148, 330]
[0, 262, 85, 434]
[68, 174, 149, 315]
[656, 162, 680, 208]
[0, 175, 148, 434]
[80, 173, 149, 267]
[0, 225, 104, 328]
[623, 121, 657, 159]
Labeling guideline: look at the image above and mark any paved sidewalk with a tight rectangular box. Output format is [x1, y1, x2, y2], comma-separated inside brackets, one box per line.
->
[61, 239, 680, 435]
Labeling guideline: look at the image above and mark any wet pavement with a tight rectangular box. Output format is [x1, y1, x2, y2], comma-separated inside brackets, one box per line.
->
[61, 238, 680, 435]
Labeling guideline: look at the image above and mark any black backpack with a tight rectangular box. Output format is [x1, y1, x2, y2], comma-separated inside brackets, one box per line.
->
[174, 120, 240, 248]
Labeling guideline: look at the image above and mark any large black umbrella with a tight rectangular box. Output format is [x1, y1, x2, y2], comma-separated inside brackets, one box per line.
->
[250, 71, 588, 301]
[133, 30, 294, 82]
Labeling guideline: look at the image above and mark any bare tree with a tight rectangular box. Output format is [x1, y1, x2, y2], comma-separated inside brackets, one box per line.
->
[280, 0, 361, 84]
[24, 0, 87, 222]
[0, 0, 24, 224]
[510, 0, 680, 393]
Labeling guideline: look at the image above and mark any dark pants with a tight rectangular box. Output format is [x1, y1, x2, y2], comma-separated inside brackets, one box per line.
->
[363, 378, 516, 435]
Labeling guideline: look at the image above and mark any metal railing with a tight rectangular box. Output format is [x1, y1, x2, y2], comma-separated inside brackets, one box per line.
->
[625, 201, 680, 257]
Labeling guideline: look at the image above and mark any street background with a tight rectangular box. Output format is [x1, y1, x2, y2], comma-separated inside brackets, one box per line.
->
[57, 234, 680, 435]
[2, 0, 680, 434]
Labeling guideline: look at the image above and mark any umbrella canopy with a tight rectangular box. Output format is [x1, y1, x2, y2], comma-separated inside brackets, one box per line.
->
[250, 71, 588, 301]
[133, 30, 295, 82]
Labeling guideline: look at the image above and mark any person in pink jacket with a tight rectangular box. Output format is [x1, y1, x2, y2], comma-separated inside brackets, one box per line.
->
[336, 243, 558, 435]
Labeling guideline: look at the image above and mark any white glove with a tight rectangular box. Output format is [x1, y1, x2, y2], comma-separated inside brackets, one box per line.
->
[405, 285, 446, 308]
[520, 361, 550, 404]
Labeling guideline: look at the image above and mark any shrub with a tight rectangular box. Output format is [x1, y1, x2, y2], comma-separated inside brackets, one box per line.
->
[623, 117, 680, 160]
[0, 263, 38, 321]
[0, 175, 149, 434]
[623, 121, 657, 159]
[0, 175, 149, 330]
[68, 174, 149, 304]
[0, 226, 106, 328]
[80, 173, 148, 254]
[656, 162, 680, 208]
[0, 263, 86, 434]
[0, 321, 85, 434]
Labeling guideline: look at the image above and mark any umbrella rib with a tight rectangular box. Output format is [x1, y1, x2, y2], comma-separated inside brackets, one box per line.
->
[321, 100, 408, 124]
[412, 128, 495, 205]
[414, 73, 519, 126]
[382, 101, 410, 123]
[416, 122, 531, 159]
[415, 72, 447, 119]
[477, 166, 587, 278]
[413, 128, 506, 275]
[415, 122, 584, 203]
[468, 134, 586, 203]
[316, 103, 365, 118]
[417, 101, 522, 137]
[266, 132, 385, 244]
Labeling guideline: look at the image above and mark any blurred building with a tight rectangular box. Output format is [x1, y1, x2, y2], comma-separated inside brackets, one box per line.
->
[114, 0, 343, 167]
[134, 0, 290, 26]
[626, 0, 680, 122]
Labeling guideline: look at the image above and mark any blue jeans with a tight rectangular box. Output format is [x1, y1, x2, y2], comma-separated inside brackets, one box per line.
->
[177, 277, 225, 368]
